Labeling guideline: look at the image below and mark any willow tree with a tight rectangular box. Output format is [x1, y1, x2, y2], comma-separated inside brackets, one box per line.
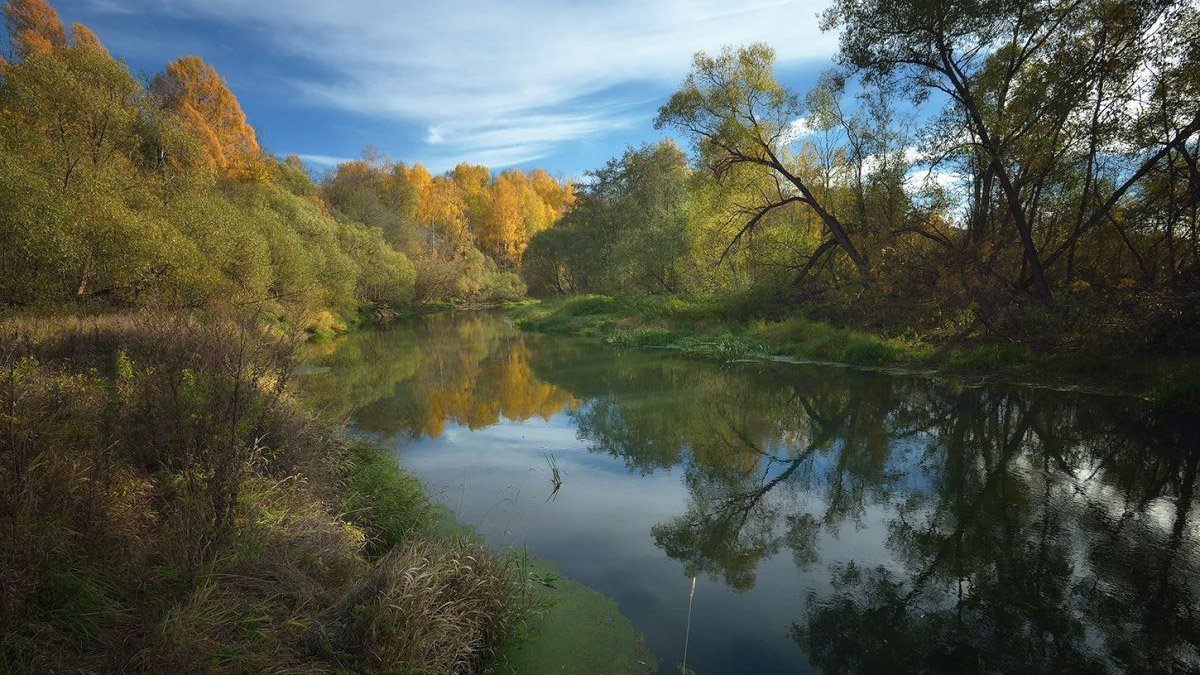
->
[522, 141, 692, 295]
[824, 0, 1200, 301]
[2, 0, 63, 58]
[656, 44, 872, 280]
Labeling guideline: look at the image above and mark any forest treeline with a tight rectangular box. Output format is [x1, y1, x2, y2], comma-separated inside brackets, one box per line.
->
[524, 0, 1200, 354]
[0, 0, 573, 325]
[6, 0, 1198, 355]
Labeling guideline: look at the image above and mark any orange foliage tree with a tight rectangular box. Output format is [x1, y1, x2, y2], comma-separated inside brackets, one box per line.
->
[3, 0, 63, 58]
[68, 22, 107, 56]
[154, 55, 264, 180]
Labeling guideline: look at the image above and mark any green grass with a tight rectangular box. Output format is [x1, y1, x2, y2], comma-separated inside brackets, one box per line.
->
[341, 440, 431, 554]
[511, 294, 1187, 394]
[513, 296, 917, 367]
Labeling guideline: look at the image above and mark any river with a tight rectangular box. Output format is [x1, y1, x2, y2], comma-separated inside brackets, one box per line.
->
[297, 311, 1198, 674]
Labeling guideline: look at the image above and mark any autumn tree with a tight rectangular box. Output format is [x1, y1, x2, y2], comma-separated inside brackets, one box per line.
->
[3, 0, 63, 58]
[0, 1, 416, 313]
[68, 22, 106, 56]
[154, 55, 264, 181]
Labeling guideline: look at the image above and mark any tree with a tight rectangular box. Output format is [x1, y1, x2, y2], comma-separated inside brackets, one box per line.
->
[656, 44, 872, 279]
[0, 18, 168, 301]
[3, 0, 63, 58]
[824, 0, 1200, 301]
[68, 22, 107, 56]
[523, 141, 693, 295]
[154, 55, 264, 181]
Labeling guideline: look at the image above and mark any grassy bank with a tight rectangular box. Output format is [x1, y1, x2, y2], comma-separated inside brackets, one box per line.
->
[511, 295, 1199, 399]
[0, 311, 529, 673]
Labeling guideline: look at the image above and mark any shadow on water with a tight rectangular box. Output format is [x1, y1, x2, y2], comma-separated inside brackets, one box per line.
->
[299, 311, 1199, 674]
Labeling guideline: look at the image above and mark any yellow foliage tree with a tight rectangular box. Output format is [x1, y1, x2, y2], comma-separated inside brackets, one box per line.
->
[479, 172, 524, 265]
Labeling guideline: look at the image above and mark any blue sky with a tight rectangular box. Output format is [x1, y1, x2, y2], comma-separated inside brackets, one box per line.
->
[46, 0, 844, 177]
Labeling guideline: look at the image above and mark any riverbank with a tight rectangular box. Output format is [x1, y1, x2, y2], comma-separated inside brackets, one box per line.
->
[0, 309, 658, 674]
[0, 312, 524, 673]
[511, 295, 1199, 403]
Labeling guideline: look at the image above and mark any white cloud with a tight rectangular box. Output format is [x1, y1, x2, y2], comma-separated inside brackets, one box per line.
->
[781, 117, 812, 145]
[292, 153, 354, 166]
[91, 0, 839, 167]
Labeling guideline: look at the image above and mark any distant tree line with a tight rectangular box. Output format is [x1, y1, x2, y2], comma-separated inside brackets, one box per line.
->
[0, 0, 574, 318]
[320, 153, 573, 304]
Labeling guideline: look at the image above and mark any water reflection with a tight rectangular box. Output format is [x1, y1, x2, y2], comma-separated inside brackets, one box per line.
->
[299, 313, 1199, 674]
[302, 314, 575, 438]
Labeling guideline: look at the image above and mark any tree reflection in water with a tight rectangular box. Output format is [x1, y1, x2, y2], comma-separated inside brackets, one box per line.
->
[300, 314, 1198, 673]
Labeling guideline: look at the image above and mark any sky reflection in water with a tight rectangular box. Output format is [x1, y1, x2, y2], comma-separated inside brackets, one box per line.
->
[298, 312, 1200, 675]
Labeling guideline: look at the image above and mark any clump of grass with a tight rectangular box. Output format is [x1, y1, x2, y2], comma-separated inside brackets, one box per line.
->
[748, 316, 905, 365]
[678, 333, 767, 361]
[604, 326, 678, 348]
[343, 538, 529, 674]
[559, 294, 628, 317]
[944, 344, 1032, 371]
[603, 327, 636, 346]
[841, 340, 899, 366]
[341, 440, 429, 554]
[632, 327, 679, 347]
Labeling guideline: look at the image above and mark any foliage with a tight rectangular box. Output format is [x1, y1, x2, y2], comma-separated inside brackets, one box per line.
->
[523, 141, 691, 296]
[522, 1, 1200, 357]
[321, 155, 570, 304]
[154, 55, 265, 181]
[0, 0, 420, 317]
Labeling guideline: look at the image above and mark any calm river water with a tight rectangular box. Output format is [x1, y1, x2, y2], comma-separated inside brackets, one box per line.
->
[298, 311, 1198, 674]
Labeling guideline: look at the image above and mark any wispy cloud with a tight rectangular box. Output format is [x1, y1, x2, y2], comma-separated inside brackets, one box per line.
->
[89, 0, 838, 167]
[292, 153, 354, 167]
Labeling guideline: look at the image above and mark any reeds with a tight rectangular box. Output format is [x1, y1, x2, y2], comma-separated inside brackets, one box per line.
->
[545, 452, 564, 501]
